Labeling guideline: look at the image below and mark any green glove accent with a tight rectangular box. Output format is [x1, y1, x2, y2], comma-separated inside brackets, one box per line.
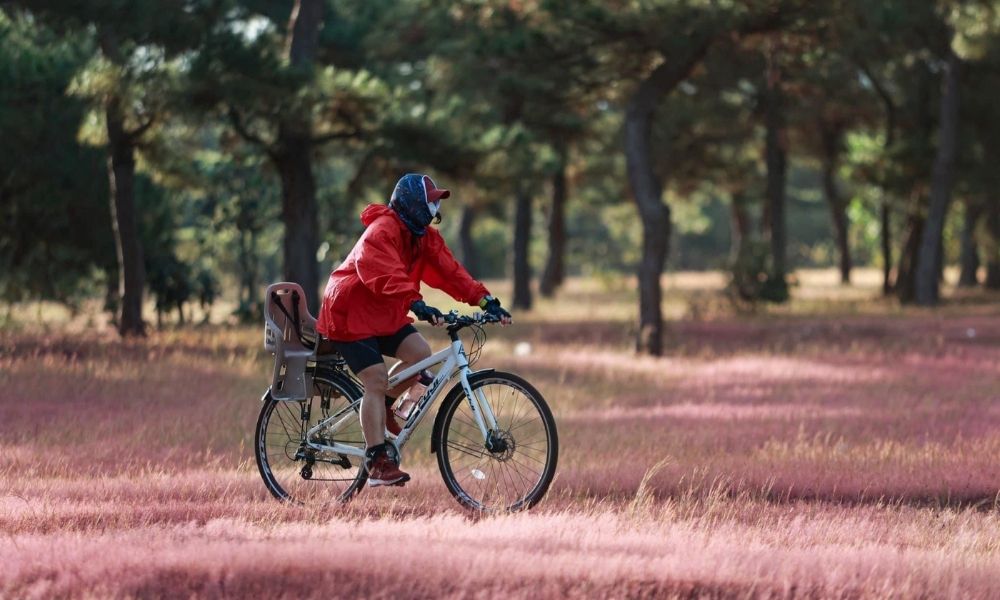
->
[480, 296, 510, 321]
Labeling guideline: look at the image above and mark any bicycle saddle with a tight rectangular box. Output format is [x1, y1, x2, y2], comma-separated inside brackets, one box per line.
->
[315, 335, 345, 364]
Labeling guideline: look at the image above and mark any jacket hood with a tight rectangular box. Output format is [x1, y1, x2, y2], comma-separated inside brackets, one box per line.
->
[360, 204, 397, 227]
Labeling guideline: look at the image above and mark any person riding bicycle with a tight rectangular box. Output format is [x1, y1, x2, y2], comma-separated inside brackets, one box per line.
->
[316, 173, 512, 487]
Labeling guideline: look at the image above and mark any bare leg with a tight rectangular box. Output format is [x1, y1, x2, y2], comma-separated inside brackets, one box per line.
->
[386, 332, 433, 397]
[356, 362, 389, 448]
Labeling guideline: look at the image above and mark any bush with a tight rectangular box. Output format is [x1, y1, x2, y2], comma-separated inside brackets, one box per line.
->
[727, 240, 789, 309]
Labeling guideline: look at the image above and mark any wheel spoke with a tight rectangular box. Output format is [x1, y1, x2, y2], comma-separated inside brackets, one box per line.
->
[256, 377, 366, 505]
[446, 439, 487, 459]
[508, 417, 543, 434]
[439, 377, 556, 511]
[508, 454, 543, 477]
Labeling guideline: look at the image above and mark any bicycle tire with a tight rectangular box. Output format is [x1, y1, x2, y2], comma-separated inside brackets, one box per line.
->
[434, 371, 558, 511]
[255, 371, 368, 505]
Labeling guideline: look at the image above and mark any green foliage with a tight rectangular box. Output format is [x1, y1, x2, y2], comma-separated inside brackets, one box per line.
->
[0, 11, 114, 305]
[726, 238, 790, 306]
[186, 2, 391, 147]
[673, 193, 735, 270]
[4, 0, 1000, 323]
[569, 203, 643, 275]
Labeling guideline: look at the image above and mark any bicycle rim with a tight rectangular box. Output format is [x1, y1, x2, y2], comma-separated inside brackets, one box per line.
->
[437, 373, 558, 511]
[255, 375, 367, 505]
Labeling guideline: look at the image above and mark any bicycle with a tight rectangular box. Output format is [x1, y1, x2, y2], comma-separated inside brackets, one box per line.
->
[255, 282, 558, 511]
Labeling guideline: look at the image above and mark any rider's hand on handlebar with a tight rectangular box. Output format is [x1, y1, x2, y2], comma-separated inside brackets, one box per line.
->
[411, 300, 445, 326]
[479, 295, 512, 326]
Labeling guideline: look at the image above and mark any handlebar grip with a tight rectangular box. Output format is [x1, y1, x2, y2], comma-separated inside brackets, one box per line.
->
[442, 312, 503, 327]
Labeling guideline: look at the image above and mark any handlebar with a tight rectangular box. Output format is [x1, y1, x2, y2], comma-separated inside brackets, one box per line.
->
[443, 310, 502, 331]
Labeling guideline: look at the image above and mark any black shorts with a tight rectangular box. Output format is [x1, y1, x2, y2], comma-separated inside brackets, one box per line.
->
[329, 324, 419, 375]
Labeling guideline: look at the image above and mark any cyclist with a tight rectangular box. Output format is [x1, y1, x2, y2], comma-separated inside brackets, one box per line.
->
[317, 173, 512, 487]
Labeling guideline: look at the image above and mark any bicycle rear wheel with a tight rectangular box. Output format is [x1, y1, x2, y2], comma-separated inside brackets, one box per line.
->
[255, 371, 367, 505]
[435, 371, 558, 511]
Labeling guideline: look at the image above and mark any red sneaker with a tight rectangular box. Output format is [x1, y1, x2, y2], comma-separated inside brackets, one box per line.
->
[385, 405, 403, 436]
[367, 452, 410, 487]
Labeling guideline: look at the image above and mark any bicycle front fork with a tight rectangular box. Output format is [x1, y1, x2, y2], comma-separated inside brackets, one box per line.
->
[459, 370, 499, 442]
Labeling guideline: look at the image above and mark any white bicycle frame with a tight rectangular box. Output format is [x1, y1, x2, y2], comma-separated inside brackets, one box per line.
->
[303, 334, 499, 462]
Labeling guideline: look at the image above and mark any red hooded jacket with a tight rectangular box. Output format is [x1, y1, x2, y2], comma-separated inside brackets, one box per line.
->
[317, 204, 490, 341]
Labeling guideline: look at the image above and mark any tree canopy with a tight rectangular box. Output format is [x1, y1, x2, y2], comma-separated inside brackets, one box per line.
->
[2, 0, 999, 352]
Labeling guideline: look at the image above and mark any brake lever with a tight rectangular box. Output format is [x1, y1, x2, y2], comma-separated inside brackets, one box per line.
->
[475, 311, 500, 324]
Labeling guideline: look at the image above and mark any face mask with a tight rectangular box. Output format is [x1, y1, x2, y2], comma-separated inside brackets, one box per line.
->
[427, 199, 440, 218]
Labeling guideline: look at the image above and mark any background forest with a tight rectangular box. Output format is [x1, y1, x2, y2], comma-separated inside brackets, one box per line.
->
[2, 0, 1000, 354]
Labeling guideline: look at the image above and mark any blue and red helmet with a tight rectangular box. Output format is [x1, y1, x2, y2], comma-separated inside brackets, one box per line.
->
[389, 173, 450, 237]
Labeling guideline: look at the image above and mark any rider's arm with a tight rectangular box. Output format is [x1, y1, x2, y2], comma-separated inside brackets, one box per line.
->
[355, 226, 421, 303]
[420, 230, 489, 305]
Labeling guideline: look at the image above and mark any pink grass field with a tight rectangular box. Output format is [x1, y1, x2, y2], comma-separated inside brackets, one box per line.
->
[3, 282, 1000, 598]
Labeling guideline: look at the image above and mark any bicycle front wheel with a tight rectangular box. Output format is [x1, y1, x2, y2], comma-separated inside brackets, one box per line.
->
[255, 371, 367, 505]
[435, 371, 558, 511]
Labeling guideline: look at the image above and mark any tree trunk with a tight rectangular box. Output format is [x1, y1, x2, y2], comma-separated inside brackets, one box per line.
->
[985, 209, 1000, 290]
[894, 59, 937, 303]
[624, 41, 711, 356]
[915, 49, 961, 306]
[511, 187, 533, 310]
[958, 201, 981, 287]
[881, 202, 893, 295]
[820, 124, 851, 284]
[625, 102, 668, 356]
[540, 149, 568, 298]
[99, 30, 146, 337]
[272, 0, 324, 314]
[763, 60, 789, 300]
[896, 214, 924, 303]
[105, 95, 146, 337]
[274, 143, 320, 314]
[729, 190, 751, 263]
[987, 262, 1000, 289]
[760, 191, 772, 239]
[234, 226, 260, 323]
[637, 204, 670, 354]
[286, 0, 323, 68]
[103, 266, 119, 325]
[458, 204, 479, 277]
